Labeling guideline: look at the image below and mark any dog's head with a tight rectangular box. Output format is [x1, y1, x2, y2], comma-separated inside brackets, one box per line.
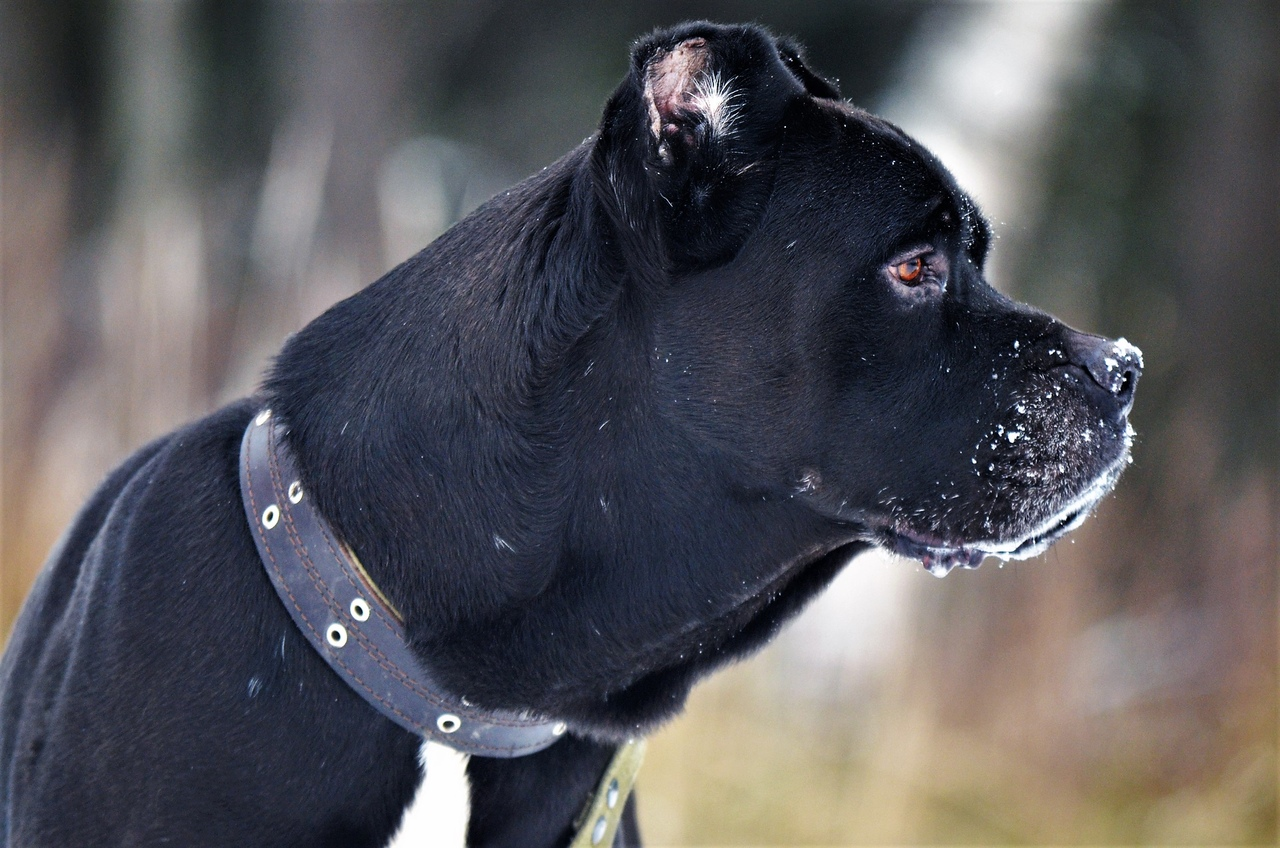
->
[595, 22, 1141, 577]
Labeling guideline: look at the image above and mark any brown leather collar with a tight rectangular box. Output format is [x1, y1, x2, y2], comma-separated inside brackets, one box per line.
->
[239, 409, 566, 757]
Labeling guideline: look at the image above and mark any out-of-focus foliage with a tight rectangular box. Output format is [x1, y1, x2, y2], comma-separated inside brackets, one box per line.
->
[1, 1, 1274, 844]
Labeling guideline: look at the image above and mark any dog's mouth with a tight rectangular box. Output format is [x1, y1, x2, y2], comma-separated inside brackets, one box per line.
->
[878, 457, 1124, 577]
[885, 502, 1088, 576]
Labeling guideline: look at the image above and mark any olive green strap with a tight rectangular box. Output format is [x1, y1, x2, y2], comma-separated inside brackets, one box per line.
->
[569, 739, 647, 847]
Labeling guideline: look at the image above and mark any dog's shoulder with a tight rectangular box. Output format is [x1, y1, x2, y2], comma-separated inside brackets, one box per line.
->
[1, 397, 426, 841]
[2, 399, 256, 660]
[0, 402, 255, 817]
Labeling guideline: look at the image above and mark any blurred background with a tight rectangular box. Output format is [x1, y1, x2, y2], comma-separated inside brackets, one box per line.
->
[2, 0, 1276, 844]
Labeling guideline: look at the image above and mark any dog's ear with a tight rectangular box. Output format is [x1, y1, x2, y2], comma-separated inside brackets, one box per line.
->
[593, 24, 827, 271]
[775, 38, 842, 101]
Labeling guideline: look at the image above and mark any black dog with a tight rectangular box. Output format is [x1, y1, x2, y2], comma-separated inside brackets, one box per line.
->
[0, 22, 1140, 847]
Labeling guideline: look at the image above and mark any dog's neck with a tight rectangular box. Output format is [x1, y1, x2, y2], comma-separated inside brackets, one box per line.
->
[264, 145, 860, 739]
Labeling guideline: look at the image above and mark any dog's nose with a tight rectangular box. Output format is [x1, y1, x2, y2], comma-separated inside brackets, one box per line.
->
[1063, 331, 1143, 417]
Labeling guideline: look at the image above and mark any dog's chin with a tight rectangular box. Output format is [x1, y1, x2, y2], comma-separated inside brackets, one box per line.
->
[882, 452, 1128, 577]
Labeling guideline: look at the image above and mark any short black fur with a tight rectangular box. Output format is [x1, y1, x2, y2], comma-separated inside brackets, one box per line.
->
[0, 21, 1139, 847]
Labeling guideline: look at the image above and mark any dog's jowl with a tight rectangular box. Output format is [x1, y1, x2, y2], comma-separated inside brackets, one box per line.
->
[0, 22, 1140, 848]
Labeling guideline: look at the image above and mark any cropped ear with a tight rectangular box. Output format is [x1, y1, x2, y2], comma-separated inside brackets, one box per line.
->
[592, 23, 814, 272]
[775, 39, 842, 100]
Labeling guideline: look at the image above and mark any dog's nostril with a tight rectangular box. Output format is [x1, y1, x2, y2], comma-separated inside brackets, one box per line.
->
[1118, 368, 1136, 399]
[1109, 343, 1142, 401]
[1112, 365, 1140, 416]
[1096, 343, 1141, 420]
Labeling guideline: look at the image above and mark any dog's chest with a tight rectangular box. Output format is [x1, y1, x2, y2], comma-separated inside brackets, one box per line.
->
[384, 741, 471, 848]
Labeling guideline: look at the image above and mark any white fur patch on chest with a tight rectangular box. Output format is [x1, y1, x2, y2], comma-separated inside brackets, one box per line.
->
[384, 740, 471, 848]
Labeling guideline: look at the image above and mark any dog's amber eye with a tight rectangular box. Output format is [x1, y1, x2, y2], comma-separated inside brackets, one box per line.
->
[893, 257, 924, 284]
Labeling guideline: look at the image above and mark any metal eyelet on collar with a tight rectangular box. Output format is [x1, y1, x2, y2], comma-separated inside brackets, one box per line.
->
[255, 409, 272, 426]
[287, 481, 304, 503]
[553, 721, 567, 736]
[326, 623, 347, 648]
[262, 504, 280, 529]
[437, 714, 461, 733]
[349, 598, 370, 622]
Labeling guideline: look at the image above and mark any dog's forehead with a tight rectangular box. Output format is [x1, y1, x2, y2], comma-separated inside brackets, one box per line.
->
[799, 99, 991, 255]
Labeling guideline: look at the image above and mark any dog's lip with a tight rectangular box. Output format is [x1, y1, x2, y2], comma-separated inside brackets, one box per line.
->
[885, 529, 985, 577]
[880, 454, 1127, 577]
[884, 506, 1083, 578]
